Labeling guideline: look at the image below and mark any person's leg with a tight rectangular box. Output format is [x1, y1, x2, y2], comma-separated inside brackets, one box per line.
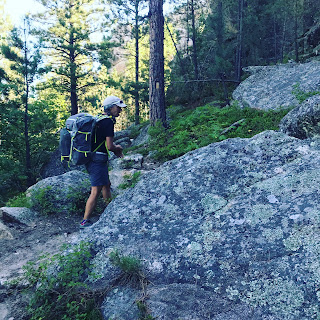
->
[83, 186, 103, 220]
[102, 183, 112, 205]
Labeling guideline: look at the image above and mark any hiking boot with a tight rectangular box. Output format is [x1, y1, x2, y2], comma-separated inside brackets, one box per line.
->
[79, 219, 93, 229]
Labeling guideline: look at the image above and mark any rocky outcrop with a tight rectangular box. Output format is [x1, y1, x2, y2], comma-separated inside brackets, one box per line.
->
[27, 170, 91, 215]
[76, 130, 320, 320]
[102, 283, 273, 320]
[279, 94, 320, 139]
[0, 207, 38, 227]
[131, 124, 150, 147]
[232, 60, 320, 110]
[28, 153, 151, 216]
[299, 23, 320, 60]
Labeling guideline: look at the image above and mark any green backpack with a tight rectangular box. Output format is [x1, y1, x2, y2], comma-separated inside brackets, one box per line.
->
[59, 113, 111, 165]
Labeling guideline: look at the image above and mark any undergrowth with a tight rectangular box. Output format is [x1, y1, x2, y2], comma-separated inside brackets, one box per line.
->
[109, 249, 144, 286]
[109, 250, 154, 319]
[17, 241, 103, 320]
[118, 171, 141, 189]
[148, 104, 291, 161]
[292, 83, 320, 103]
[6, 192, 31, 208]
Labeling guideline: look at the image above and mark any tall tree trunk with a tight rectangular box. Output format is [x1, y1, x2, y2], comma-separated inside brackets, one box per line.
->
[23, 25, 32, 186]
[135, 0, 140, 125]
[190, 0, 199, 79]
[294, 0, 299, 62]
[280, 15, 287, 62]
[24, 86, 32, 186]
[70, 68, 78, 115]
[236, 0, 244, 82]
[186, 0, 190, 56]
[149, 0, 166, 127]
[273, 15, 277, 62]
[70, 29, 78, 115]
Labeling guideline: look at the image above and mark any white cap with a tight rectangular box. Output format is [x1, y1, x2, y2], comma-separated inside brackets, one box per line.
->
[102, 96, 127, 109]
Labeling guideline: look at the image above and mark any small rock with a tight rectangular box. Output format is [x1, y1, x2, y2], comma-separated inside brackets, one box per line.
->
[0, 221, 13, 240]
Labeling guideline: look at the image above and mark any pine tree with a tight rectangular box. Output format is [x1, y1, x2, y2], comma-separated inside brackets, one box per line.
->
[1, 19, 44, 187]
[32, 0, 112, 115]
[106, 0, 148, 125]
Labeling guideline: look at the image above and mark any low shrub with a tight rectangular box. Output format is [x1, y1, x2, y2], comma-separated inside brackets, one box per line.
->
[6, 192, 31, 208]
[20, 241, 103, 320]
[118, 171, 142, 189]
[148, 104, 291, 161]
[292, 83, 320, 103]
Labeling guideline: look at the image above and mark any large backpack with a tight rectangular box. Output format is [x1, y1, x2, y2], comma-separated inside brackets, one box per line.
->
[59, 113, 111, 165]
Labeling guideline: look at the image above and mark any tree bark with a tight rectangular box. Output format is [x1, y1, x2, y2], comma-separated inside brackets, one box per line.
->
[149, 0, 166, 127]
[190, 0, 199, 80]
[236, 0, 244, 82]
[135, 0, 140, 125]
[294, 0, 299, 62]
[23, 25, 32, 186]
[69, 29, 78, 115]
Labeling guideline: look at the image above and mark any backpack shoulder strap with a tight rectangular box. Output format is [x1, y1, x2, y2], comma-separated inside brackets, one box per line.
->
[95, 114, 113, 122]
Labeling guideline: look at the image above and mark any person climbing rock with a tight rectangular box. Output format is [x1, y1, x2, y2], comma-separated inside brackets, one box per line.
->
[80, 96, 126, 228]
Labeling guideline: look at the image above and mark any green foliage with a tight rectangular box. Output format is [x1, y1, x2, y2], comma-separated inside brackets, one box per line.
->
[28, 186, 55, 215]
[20, 241, 102, 320]
[66, 182, 91, 215]
[148, 104, 290, 161]
[118, 171, 142, 189]
[136, 300, 156, 320]
[0, 97, 61, 206]
[109, 249, 145, 288]
[109, 250, 142, 275]
[292, 83, 320, 104]
[109, 249, 153, 318]
[128, 122, 149, 140]
[6, 192, 31, 208]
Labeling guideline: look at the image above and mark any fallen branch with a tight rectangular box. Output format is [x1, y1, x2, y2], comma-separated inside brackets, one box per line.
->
[220, 119, 245, 136]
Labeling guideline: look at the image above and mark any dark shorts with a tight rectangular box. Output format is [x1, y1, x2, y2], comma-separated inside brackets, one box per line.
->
[85, 153, 110, 187]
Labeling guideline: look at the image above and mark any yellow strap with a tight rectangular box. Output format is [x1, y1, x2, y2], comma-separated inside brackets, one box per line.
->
[73, 147, 90, 154]
[93, 115, 112, 157]
[78, 131, 90, 141]
[92, 140, 105, 152]
[105, 141, 111, 157]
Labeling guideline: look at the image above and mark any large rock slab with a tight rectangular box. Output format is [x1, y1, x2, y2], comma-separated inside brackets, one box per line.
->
[279, 94, 320, 139]
[232, 60, 320, 110]
[0, 207, 38, 226]
[27, 170, 90, 215]
[131, 125, 150, 147]
[77, 130, 320, 319]
[102, 283, 275, 320]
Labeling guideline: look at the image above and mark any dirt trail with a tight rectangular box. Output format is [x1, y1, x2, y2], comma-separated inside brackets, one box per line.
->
[0, 213, 89, 320]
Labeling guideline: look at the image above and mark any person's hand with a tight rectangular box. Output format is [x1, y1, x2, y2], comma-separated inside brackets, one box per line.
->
[114, 145, 124, 158]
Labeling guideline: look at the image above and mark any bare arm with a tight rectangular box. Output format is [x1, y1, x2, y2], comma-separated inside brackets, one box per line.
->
[106, 136, 124, 158]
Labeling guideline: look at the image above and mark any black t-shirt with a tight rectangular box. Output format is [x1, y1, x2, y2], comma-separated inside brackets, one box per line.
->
[92, 117, 115, 153]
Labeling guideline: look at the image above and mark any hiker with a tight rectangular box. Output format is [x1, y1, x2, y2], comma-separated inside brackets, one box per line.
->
[80, 96, 126, 228]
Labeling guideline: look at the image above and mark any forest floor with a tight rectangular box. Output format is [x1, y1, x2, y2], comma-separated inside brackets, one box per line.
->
[0, 210, 101, 320]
